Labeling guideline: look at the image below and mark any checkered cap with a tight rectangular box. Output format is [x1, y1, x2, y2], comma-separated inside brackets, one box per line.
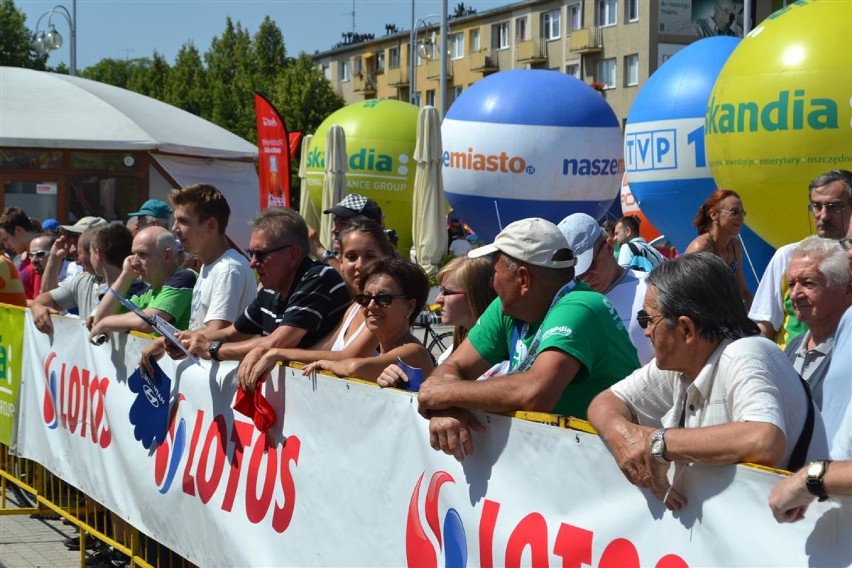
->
[323, 193, 382, 223]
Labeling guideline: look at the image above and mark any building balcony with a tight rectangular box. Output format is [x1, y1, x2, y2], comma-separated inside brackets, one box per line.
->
[569, 27, 602, 53]
[426, 59, 453, 80]
[386, 66, 409, 86]
[352, 73, 377, 95]
[517, 39, 546, 63]
[469, 50, 498, 74]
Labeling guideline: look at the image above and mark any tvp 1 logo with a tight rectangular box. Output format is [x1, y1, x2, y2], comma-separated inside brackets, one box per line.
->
[406, 471, 467, 568]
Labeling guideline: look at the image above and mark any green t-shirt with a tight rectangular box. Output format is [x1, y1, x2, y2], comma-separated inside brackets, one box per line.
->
[468, 280, 640, 419]
[128, 269, 196, 333]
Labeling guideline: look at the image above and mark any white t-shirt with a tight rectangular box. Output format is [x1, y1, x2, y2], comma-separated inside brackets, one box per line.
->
[611, 336, 829, 469]
[602, 269, 654, 365]
[821, 307, 852, 459]
[189, 249, 257, 330]
[748, 241, 796, 333]
[449, 238, 472, 257]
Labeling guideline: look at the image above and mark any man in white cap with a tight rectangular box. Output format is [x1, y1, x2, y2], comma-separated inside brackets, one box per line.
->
[558, 213, 654, 364]
[418, 218, 640, 461]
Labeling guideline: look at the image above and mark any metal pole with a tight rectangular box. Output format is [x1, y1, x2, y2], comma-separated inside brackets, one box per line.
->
[410, 0, 416, 104]
[742, 0, 751, 36]
[439, 0, 448, 117]
[70, 0, 77, 75]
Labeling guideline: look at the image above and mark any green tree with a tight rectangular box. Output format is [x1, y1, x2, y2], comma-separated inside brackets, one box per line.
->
[80, 58, 136, 89]
[164, 42, 209, 119]
[0, 0, 48, 69]
[126, 52, 170, 100]
[272, 52, 345, 135]
[253, 16, 286, 96]
[205, 18, 258, 141]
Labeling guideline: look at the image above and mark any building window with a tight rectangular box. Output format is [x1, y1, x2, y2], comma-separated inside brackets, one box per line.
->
[353, 57, 362, 76]
[451, 85, 463, 103]
[515, 16, 528, 43]
[339, 60, 350, 82]
[493, 22, 509, 50]
[542, 10, 561, 40]
[597, 58, 616, 88]
[566, 63, 580, 79]
[451, 33, 465, 59]
[568, 4, 583, 31]
[470, 28, 481, 52]
[389, 46, 400, 69]
[625, 54, 639, 86]
[426, 89, 436, 106]
[626, 0, 639, 22]
[322, 64, 330, 80]
[598, 0, 617, 26]
[376, 51, 385, 74]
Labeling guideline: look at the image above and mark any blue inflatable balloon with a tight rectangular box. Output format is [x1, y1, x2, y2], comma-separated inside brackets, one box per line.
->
[624, 36, 774, 291]
[442, 70, 622, 242]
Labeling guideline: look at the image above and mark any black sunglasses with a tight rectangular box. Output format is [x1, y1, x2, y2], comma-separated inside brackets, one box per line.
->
[636, 309, 664, 330]
[355, 293, 408, 307]
[246, 244, 293, 263]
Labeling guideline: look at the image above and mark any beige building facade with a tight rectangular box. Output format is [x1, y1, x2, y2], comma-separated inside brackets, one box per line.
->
[313, 0, 780, 127]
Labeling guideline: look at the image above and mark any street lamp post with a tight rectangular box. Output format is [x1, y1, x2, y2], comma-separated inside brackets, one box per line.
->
[409, 14, 438, 106]
[32, 0, 77, 75]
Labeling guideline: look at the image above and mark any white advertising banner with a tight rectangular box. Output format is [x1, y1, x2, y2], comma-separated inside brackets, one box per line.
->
[17, 314, 852, 567]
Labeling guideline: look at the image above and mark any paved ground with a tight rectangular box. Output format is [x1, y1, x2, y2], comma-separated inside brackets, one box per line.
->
[0, 489, 81, 568]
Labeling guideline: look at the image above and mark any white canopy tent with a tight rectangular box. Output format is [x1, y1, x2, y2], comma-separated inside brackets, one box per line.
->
[0, 66, 259, 248]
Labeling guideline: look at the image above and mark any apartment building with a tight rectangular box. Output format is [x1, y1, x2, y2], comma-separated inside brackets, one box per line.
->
[313, 0, 779, 127]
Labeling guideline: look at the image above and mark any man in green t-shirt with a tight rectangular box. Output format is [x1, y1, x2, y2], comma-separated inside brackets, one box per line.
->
[418, 218, 640, 461]
[89, 226, 196, 340]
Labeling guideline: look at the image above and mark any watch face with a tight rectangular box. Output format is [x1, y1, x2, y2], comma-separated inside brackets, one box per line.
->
[807, 461, 825, 477]
[651, 440, 665, 455]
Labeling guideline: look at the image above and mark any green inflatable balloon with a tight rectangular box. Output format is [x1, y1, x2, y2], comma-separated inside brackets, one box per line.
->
[306, 99, 419, 256]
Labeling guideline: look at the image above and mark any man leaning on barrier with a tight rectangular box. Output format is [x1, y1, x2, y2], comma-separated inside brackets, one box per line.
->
[588, 253, 830, 511]
[417, 218, 640, 461]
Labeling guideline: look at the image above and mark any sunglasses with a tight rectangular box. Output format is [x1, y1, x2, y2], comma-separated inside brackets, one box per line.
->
[439, 287, 465, 297]
[247, 244, 293, 263]
[718, 208, 747, 218]
[355, 293, 408, 307]
[30, 250, 50, 259]
[636, 309, 665, 329]
[808, 202, 847, 214]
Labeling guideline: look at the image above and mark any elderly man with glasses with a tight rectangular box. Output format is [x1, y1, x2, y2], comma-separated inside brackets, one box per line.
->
[180, 207, 350, 362]
[588, 253, 829, 511]
[750, 169, 852, 346]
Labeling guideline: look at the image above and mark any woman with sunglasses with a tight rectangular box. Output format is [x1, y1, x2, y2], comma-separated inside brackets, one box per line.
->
[299, 257, 434, 383]
[685, 188, 753, 308]
[377, 256, 500, 388]
[238, 221, 394, 391]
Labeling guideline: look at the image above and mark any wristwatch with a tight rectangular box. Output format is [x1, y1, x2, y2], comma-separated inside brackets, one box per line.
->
[805, 460, 830, 502]
[208, 340, 223, 362]
[650, 428, 669, 463]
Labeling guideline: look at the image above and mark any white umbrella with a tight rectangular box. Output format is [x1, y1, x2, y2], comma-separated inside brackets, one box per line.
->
[297, 134, 319, 232]
[412, 106, 448, 278]
[319, 125, 348, 251]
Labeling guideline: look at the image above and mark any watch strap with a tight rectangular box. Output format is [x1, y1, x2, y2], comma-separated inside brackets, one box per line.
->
[208, 340, 223, 362]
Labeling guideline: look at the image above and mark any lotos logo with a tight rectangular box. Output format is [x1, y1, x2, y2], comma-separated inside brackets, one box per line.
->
[406, 471, 467, 568]
[443, 148, 532, 174]
[42, 352, 111, 447]
[706, 90, 838, 135]
[153, 402, 301, 533]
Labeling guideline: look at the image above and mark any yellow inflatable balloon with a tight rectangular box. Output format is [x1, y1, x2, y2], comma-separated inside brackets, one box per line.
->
[706, 0, 852, 249]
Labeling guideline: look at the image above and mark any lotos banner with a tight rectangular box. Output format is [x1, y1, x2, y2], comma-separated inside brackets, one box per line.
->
[15, 314, 852, 567]
[255, 92, 302, 209]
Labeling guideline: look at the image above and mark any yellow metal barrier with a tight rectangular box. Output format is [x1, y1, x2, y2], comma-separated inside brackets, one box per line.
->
[1, 443, 190, 568]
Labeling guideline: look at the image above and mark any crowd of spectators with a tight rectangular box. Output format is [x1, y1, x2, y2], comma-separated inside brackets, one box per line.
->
[2, 168, 850, 540]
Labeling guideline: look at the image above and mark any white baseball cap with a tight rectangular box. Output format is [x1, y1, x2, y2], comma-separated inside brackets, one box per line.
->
[557, 213, 603, 277]
[469, 218, 575, 269]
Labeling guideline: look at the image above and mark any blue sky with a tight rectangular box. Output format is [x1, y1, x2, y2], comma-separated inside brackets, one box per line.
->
[18, 0, 502, 70]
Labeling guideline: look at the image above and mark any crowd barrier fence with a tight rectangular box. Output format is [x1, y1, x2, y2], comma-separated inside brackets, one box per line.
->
[1, 304, 850, 567]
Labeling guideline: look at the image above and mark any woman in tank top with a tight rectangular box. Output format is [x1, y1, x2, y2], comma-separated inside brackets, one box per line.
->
[685, 188, 753, 308]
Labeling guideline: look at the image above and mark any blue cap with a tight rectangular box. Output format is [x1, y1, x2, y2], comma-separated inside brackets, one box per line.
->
[128, 199, 172, 220]
[42, 218, 60, 232]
